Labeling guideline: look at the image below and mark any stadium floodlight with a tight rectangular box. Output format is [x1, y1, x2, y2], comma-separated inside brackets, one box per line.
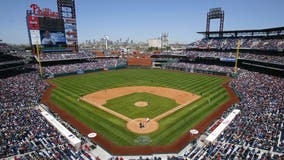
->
[206, 8, 224, 37]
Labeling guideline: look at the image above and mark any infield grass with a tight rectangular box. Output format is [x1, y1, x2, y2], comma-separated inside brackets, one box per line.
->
[104, 92, 178, 119]
[50, 69, 230, 146]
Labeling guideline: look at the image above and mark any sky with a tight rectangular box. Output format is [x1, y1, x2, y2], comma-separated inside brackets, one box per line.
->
[0, 0, 283, 45]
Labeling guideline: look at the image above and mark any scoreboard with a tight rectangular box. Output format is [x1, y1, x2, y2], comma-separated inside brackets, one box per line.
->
[26, 1, 78, 53]
[38, 17, 65, 32]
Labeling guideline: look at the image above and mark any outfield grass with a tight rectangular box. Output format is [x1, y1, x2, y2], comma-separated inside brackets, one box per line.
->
[50, 69, 230, 146]
[104, 92, 179, 119]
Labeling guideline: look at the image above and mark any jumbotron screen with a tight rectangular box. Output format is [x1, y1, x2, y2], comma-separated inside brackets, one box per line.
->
[38, 17, 67, 50]
[38, 17, 65, 32]
[40, 30, 66, 46]
[61, 0, 73, 7]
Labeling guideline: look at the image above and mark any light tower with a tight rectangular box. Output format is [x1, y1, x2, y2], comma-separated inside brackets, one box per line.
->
[161, 32, 169, 49]
[206, 8, 224, 38]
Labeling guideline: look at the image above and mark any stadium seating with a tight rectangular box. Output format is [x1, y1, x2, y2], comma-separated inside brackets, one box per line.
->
[158, 51, 284, 64]
[181, 71, 284, 159]
[188, 37, 284, 50]
[0, 54, 23, 63]
[224, 71, 283, 152]
[36, 51, 96, 62]
[42, 59, 127, 75]
[0, 42, 10, 53]
[1, 51, 283, 159]
[165, 62, 235, 73]
[0, 68, 102, 159]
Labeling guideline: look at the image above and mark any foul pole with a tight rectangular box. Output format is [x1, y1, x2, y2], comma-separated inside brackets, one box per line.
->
[36, 41, 43, 78]
[234, 40, 241, 74]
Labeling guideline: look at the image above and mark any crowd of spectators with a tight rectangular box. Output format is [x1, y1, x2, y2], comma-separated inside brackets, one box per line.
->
[238, 53, 284, 64]
[1, 57, 283, 159]
[188, 37, 284, 50]
[182, 141, 283, 160]
[9, 51, 33, 59]
[224, 72, 284, 152]
[0, 107, 68, 158]
[158, 51, 284, 64]
[109, 156, 184, 160]
[0, 70, 55, 159]
[0, 58, 125, 159]
[182, 71, 284, 159]
[11, 143, 96, 160]
[43, 59, 127, 75]
[165, 62, 235, 73]
[37, 52, 96, 62]
[0, 53, 23, 63]
[0, 69, 100, 159]
[0, 71, 47, 109]
[0, 42, 10, 52]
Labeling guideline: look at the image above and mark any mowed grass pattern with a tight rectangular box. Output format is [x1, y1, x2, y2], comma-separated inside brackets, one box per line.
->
[104, 92, 179, 119]
[50, 69, 230, 146]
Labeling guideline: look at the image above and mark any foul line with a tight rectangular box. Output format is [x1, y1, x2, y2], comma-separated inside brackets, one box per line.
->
[80, 97, 132, 122]
[153, 96, 200, 121]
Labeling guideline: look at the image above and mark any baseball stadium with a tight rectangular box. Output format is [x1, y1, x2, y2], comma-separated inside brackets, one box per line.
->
[0, 0, 283, 160]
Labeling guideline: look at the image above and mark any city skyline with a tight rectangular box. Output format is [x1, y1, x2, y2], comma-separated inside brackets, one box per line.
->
[0, 0, 284, 45]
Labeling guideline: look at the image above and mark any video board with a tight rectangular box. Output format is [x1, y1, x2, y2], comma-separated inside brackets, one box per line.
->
[40, 30, 66, 46]
[61, 0, 73, 7]
[38, 17, 65, 32]
[37, 17, 67, 49]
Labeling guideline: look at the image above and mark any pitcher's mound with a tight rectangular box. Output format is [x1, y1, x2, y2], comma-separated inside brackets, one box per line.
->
[127, 118, 159, 134]
[134, 101, 148, 107]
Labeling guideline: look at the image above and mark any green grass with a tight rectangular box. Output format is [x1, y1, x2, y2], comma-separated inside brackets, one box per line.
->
[104, 92, 179, 119]
[49, 69, 230, 146]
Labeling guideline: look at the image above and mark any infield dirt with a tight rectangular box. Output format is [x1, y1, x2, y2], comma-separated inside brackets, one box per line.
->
[81, 86, 200, 133]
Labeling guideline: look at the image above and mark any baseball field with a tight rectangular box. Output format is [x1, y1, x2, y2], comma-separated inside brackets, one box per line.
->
[46, 69, 231, 147]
